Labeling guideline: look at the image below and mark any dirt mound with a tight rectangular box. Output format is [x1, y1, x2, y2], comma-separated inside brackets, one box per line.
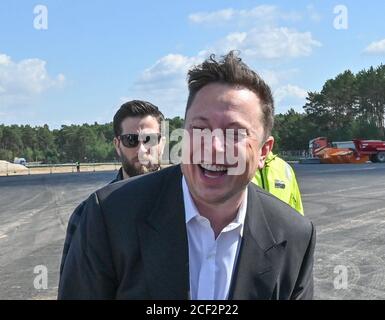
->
[0, 160, 28, 175]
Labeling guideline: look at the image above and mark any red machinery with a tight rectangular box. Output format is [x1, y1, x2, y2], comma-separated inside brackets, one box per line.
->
[309, 137, 385, 164]
[353, 139, 385, 163]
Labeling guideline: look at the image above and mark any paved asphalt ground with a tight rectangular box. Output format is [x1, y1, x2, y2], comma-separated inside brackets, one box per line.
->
[1, 164, 385, 300]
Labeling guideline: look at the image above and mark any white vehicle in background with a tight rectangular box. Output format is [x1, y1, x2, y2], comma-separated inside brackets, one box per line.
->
[14, 157, 27, 166]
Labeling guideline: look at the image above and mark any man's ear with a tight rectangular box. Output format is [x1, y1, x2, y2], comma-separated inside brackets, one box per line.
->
[113, 137, 122, 158]
[257, 136, 274, 169]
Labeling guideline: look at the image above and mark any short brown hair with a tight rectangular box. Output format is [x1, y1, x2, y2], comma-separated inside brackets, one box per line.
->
[113, 100, 165, 137]
[186, 51, 274, 139]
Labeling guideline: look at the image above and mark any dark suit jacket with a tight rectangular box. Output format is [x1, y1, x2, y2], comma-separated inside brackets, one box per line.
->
[58, 165, 315, 300]
[59, 168, 124, 275]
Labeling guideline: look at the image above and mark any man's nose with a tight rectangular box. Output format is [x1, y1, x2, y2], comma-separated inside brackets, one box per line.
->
[138, 142, 149, 153]
[212, 135, 226, 153]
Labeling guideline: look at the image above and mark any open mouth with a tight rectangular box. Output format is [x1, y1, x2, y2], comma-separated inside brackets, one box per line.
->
[198, 163, 228, 178]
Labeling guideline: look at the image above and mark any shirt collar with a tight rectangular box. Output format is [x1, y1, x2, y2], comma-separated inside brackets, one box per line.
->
[182, 176, 248, 236]
[109, 167, 124, 184]
[182, 176, 200, 224]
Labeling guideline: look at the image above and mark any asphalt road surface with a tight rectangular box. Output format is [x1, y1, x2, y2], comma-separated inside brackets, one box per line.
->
[1, 164, 385, 300]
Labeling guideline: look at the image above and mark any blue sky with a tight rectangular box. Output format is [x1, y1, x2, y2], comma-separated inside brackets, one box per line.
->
[1, 0, 384, 128]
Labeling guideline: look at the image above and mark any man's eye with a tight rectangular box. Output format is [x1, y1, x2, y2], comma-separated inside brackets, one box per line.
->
[226, 130, 248, 141]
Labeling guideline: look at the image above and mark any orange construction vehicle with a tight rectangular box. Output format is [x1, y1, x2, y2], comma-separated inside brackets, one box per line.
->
[309, 137, 385, 164]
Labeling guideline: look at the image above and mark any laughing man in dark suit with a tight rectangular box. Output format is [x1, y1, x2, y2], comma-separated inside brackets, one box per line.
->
[58, 51, 316, 300]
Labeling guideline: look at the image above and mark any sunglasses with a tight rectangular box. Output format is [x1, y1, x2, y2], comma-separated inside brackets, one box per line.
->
[119, 133, 161, 148]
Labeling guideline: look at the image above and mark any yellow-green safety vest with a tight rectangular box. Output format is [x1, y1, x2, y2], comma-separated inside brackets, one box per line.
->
[252, 153, 304, 215]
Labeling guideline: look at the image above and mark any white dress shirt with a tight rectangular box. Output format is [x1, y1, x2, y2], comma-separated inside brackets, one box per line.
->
[182, 176, 247, 300]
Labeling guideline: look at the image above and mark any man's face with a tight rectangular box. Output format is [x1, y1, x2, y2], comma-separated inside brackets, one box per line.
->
[181, 83, 273, 206]
[113, 115, 165, 178]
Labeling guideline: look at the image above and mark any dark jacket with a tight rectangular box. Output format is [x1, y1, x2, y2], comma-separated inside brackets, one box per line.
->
[58, 165, 315, 300]
[59, 168, 123, 275]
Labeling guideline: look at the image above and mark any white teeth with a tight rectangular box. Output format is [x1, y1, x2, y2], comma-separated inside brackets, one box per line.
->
[200, 164, 227, 172]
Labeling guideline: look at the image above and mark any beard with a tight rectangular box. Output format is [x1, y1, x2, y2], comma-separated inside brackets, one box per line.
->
[120, 151, 160, 178]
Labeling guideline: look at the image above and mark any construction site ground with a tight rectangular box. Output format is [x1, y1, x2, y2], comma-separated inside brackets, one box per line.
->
[1, 163, 385, 299]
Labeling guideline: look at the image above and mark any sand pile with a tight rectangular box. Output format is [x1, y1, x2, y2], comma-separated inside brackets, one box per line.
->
[0, 160, 28, 175]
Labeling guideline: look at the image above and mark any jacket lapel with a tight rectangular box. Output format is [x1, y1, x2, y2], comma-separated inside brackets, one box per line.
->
[229, 184, 287, 300]
[137, 165, 190, 299]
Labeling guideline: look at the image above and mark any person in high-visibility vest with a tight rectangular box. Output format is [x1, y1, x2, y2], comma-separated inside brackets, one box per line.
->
[252, 152, 304, 215]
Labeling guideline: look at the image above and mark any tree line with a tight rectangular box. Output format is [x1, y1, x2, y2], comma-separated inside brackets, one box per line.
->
[273, 64, 385, 152]
[0, 118, 185, 164]
[1, 64, 384, 162]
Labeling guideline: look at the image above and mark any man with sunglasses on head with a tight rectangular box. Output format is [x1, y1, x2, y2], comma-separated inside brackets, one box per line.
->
[59, 100, 165, 276]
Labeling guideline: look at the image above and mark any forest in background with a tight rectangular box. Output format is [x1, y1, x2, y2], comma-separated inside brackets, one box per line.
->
[1, 64, 384, 163]
[0, 117, 184, 163]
